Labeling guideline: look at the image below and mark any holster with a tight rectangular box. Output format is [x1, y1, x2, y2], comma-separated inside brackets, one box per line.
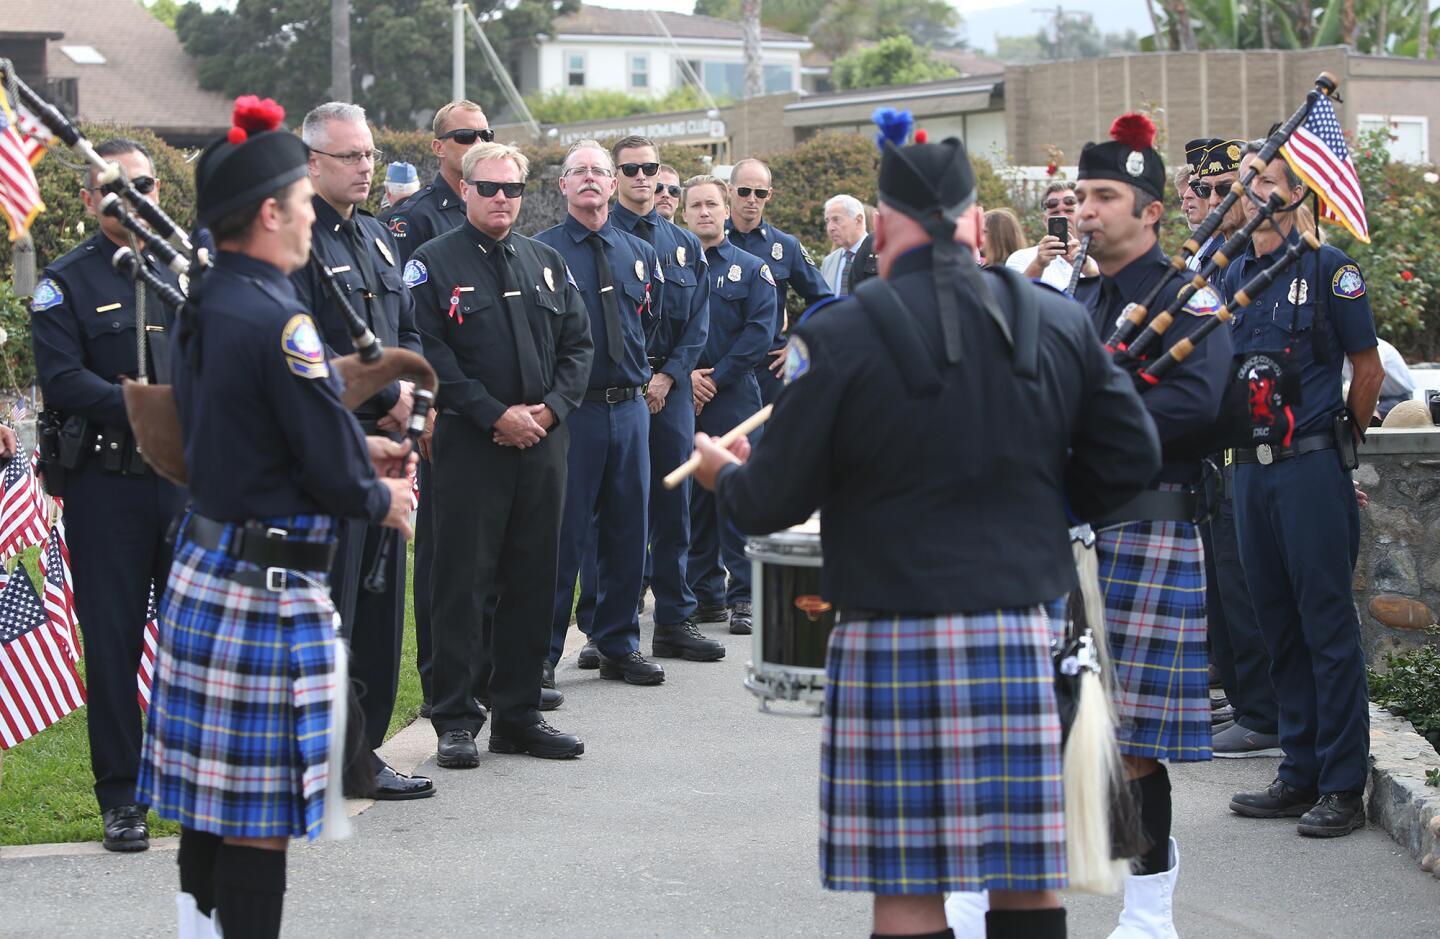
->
[1334, 409, 1360, 471]
[57, 414, 91, 471]
[36, 410, 68, 497]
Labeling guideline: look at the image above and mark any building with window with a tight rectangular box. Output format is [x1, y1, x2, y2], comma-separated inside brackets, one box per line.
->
[515, 4, 810, 100]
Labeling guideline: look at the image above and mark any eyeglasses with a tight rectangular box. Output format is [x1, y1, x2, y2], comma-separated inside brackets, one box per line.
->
[735, 186, 770, 199]
[468, 180, 526, 198]
[438, 128, 495, 145]
[310, 147, 383, 166]
[619, 162, 659, 178]
[1188, 181, 1214, 198]
[1044, 197, 1077, 210]
[562, 165, 614, 179]
[655, 183, 681, 197]
[92, 175, 157, 194]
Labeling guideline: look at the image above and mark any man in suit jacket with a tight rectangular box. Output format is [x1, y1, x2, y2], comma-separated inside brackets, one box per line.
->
[820, 194, 876, 295]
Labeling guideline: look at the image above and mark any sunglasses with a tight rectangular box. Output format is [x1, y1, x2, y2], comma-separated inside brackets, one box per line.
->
[439, 128, 495, 145]
[1188, 181, 1214, 198]
[735, 186, 770, 199]
[654, 183, 681, 197]
[468, 179, 525, 198]
[93, 175, 157, 195]
[1044, 197, 1077, 210]
[620, 162, 659, 178]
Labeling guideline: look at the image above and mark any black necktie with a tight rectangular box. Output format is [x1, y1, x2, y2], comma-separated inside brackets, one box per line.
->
[340, 217, 382, 340]
[633, 217, 654, 245]
[840, 250, 855, 294]
[494, 242, 545, 401]
[587, 232, 624, 366]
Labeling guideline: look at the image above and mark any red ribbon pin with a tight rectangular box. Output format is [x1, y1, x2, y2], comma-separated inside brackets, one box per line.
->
[449, 286, 464, 325]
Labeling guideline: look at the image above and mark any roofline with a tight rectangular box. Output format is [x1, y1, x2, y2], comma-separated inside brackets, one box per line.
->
[784, 77, 1003, 111]
[545, 33, 811, 51]
[0, 30, 66, 40]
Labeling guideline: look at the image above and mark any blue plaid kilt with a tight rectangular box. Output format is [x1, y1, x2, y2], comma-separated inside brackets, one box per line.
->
[820, 609, 1067, 895]
[138, 513, 343, 840]
[1095, 518, 1212, 762]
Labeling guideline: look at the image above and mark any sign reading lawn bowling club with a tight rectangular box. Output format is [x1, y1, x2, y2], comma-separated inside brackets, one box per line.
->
[559, 117, 726, 146]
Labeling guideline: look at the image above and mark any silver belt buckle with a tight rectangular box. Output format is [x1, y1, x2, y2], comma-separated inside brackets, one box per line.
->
[265, 567, 287, 592]
[1255, 444, 1273, 466]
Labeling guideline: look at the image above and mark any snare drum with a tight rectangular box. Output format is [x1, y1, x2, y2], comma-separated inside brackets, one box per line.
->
[744, 516, 835, 714]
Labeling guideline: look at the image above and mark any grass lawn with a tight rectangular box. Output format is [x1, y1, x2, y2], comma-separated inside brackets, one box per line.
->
[0, 545, 425, 847]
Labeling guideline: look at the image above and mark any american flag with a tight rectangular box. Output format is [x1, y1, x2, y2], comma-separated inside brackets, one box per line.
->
[1280, 93, 1370, 244]
[0, 85, 45, 242]
[0, 562, 84, 749]
[137, 585, 158, 712]
[0, 451, 49, 563]
[39, 520, 80, 663]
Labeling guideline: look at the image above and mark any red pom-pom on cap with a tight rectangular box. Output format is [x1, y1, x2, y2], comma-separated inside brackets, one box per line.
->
[227, 126, 248, 145]
[914, 128, 928, 144]
[1109, 113, 1156, 151]
[231, 95, 286, 136]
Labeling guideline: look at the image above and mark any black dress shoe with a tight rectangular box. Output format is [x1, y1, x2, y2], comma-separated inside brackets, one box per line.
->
[577, 641, 601, 669]
[1230, 777, 1318, 818]
[729, 600, 753, 635]
[489, 719, 585, 758]
[694, 604, 730, 624]
[541, 660, 556, 690]
[1298, 791, 1366, 837]
[373, 765, 436, 800]
[436, 729, 481, 769]
[598, 650, 666, 685]
[653, 618, 726, 661]
[102, 804, 149, 852]
[540, 686, 564, 711]
[419, 700, 432, 719]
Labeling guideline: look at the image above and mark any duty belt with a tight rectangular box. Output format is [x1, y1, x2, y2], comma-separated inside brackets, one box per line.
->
[584, 384, 646, 404]
[185, 513, 336, 591]
[1089, 486, 1207, 528]
[1234, 433, 1334, 466]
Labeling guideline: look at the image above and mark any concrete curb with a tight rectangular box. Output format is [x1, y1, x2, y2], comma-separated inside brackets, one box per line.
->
[1366, 702, 1440, 878]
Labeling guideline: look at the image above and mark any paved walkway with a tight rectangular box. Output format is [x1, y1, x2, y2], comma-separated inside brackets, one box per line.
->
[1, 619, 1437, 937]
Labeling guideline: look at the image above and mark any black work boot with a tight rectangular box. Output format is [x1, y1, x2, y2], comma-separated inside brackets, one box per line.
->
[577, 640, 601, 669]
[1229, 777, 1318, 818]
[1297, 791, 1366, 837]
[102, 804, 149, 852]
[694, 604, 729, 624]
[653, 618, 727, 661]
[729, 600, 753, 635]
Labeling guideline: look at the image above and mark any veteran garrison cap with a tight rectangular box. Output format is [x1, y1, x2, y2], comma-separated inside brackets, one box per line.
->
[195, 95, 309, 226]
[1078, 113, 1166, 202]
[1197, 138, 1245, 179]
[1185, 137, 1221, 171]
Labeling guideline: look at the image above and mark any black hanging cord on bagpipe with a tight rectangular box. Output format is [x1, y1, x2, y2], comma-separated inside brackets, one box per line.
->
[1064, 233, 1092, 297]
[112, 247, 187, 308]
[363, 386, 432, 594]
[99, 194, 189, 275]
[1106, 70, 1339, 351]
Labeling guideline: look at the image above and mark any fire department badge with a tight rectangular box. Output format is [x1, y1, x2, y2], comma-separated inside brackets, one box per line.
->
[1286, 278, 1309, 305]
[771, 242, 783, 261]
[544, 267, 555, 292]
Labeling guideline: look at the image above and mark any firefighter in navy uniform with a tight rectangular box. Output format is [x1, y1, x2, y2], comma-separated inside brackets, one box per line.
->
[724, 158, 831, 405]
[1222, 141, 1384, 838]
[291, 102, 432, 801]
[31, 137, 185, 853]
[690, 124, 1160, 939]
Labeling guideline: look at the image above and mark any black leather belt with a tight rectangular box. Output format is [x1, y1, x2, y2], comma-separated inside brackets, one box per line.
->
[1234, 433, 1335, 466]
[185, 514, 336, 590]
[1090, 487, 1205, 528]
[584, 384, 645, 404]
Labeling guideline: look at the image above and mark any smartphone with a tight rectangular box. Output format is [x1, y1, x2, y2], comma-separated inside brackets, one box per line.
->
[1047, 216, 1069, 243]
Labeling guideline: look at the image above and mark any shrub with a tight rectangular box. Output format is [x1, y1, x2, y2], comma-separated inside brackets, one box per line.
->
[0, 281, 36, 392]
[525, 87, 713, 125]
[1369, 635, 1440, 754]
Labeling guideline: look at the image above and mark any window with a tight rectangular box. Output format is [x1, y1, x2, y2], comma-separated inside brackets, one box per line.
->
[566, 51, 586, 88]
[1357, 113, 1429, 164]
[674, 58, 703, 88]
[701, 62, 794, 98]
[630, 53, 650, 90]
[59, 45, 106, 65]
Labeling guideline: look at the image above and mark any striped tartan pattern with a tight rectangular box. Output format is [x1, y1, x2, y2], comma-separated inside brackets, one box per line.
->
[138, 513, 343, 840]
[1095, 518, 1213, 762]
[819, 609, 1067, 895]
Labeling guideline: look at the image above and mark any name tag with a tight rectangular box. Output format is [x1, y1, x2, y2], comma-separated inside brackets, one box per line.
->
[96, 302, 122, 313]
[144, 325, 165, 332]
[326, 265, 351, 275]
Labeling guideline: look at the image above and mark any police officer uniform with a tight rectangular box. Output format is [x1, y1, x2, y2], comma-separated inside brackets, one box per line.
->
[31, 231, 185, 851]
[724, 219, 831, 404]
[709, 130, 1160, 939]
[689, 238, 776, 632]
[292, 195, 431, 799]
[534, 215, 666, 684]
[409, 218, 592, 762]
[1221, 225, 1377, 832]
[384, 173, 466, 265]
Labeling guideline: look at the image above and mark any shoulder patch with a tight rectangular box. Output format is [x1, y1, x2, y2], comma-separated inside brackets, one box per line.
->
[281, 313, 329, 380]
[403, 258, 428, 288]
[782, 335, 811, 385]
[759, 263, 776, 287]
[1183, 285, 1222, 316]
[800, 243, 817, 267]
[653, 258, 665, 284]
[1332, 263, 1366, 299]
[30, 278, 63, 312]
[387, 216, 409, 238]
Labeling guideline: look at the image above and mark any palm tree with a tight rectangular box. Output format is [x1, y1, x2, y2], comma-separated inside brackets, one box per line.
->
[331, 0, 352, 102]
[742, 0, 763, 98]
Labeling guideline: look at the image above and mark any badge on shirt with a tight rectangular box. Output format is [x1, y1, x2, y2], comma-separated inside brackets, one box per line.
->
[544, 267, 555, 292]
[728, 264, 742, 282]
[783, 335, 811, 385]
[1286, 278, 1309, 305]
[771, 242, 783, 261]
[281, 313, 328, 380]
[31, 278, 63, 312]
[1184, 285, 1222, 316]
[1332, 264, 1365, 299]
[387, 217, 408, 238]
[178, 273, 190, 296]
[375, 236, 395, 267]
[403, 258, 428, 287]
[760, 263, 776, 287]
[634, 259, 645, 282]
[676, 246, 687, 267]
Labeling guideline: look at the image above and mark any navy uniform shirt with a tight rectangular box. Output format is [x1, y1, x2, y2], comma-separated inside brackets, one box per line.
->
[173, 251, 388, 524]
[408, 221, 594, 430]
[292, 197, 423, 418]
[1220, 228, 1377, 437]
[699, 239, 776, 388]
[383, 173, 466, 263]
[716, 247, 1160, 612]
[612, 202, 709, 383]
[725, 219, 832, 347]
[31, 233, 181, 428]
[534, 214, 660, 390]
[1078, 242, 1232, 476]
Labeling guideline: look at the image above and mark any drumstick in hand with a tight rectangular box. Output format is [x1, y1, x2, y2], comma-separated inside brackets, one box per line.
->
[663, 404, 773, 490]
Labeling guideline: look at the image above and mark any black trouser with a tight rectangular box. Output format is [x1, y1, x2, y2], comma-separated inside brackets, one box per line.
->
[429, 415, 567, 732]
[412, 457, 434, 703]
[1207, 463, 1279, 734]
[65, 463, 182, 811]
[1201, 468, 1230, 673]
[330, 517, 406, 765]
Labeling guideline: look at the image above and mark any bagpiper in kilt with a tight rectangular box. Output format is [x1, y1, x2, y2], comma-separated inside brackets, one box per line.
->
[695, 113, 1160, 939]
